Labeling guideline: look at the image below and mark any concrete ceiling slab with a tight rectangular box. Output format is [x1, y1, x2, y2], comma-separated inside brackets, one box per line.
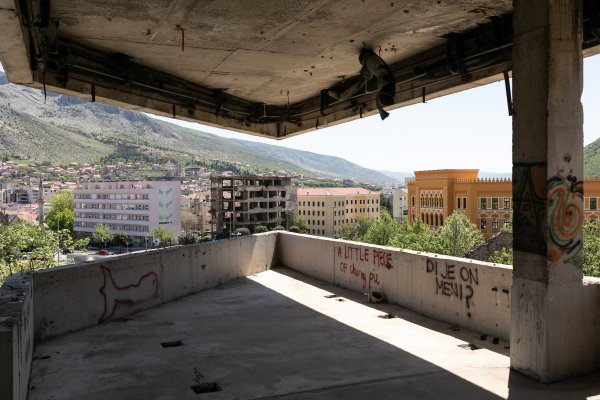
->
[0, 0, 598, 138]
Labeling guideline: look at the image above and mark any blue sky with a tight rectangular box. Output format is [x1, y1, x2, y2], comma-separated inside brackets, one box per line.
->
[2, 56, 599, 174]
[152, 55, 600, 174]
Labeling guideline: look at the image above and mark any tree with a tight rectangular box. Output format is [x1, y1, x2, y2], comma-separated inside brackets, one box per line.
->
[92, 223, 114, 248]
[0, 222, 62, 278]
[583, 220, 600, 277]
[489, 247, 513, 265]
[45, 208, 74, 237]
[380, 194, 392, 214]
[362, 210, 399, 246]
[45, 190, 75, 237]
[48, 190, 74, 212]
[437, 211, 485, 257]
[0, 221, 35, 272]
[335, 216, 373, 242]
[151, 226, 175, 247]
[180, 209, 199, 232]
[389, 218, 445, 254]
[287, 212, 308, 233]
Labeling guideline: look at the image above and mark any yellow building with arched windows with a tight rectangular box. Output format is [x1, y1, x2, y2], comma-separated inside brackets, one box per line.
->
[407, 170, 600, 239]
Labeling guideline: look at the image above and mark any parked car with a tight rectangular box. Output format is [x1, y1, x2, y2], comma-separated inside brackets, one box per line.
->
[96, 249, 110, 255]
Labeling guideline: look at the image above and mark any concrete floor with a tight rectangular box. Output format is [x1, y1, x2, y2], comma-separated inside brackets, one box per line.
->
[30, 268, 600, 400]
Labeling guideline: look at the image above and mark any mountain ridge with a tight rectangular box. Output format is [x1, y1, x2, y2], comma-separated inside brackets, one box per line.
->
[0, 71, 396, 184]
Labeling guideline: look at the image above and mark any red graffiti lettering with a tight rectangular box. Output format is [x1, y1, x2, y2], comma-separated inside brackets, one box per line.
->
[373, 250, 393, 270]
[368, 272, 381, 289]
[349, 264, 367, 289]
[342, 245, 370, 262]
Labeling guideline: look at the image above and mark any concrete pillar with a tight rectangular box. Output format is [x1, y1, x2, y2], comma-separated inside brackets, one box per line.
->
[511, 0, 591, 382]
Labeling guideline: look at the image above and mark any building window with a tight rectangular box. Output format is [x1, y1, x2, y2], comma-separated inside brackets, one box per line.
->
[504, 198, 511, 209]
[323, 211, 326, 217]
[492, 218, 498, 231]
[480, 198, 487, 210]
[504, 218, 511, 229]
[457, 198, 461, 209]
[480, 218, 487, 230]
[463, 198, 467, 209]
[492, 198, 498, 209]
[591, 198, 598, 210]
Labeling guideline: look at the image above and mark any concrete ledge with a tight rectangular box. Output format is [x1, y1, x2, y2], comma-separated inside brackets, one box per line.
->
[278, 232, 513, 340]
[33, 233, 278, 339]
[0, 275, 33, 400]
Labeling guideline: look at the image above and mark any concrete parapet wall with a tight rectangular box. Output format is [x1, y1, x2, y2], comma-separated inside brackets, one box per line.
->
[0, 275, 33, 400]
[33, 233, 278, 339]
[278, 232, 513, 340]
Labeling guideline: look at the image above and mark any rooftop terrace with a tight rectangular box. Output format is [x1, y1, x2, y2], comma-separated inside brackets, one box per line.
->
[27, 268, 600, 400]
[2, 232, 600, 399]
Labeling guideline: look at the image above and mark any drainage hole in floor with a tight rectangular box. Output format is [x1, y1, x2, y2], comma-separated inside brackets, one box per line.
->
[161, 340, 183, 348]
[191, 382, 221, 394]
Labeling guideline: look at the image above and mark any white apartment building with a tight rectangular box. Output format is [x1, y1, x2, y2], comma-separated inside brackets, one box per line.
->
[392, 187, 408, 223]
[296, 188, 380, 237]
[74, 181, 181, 243]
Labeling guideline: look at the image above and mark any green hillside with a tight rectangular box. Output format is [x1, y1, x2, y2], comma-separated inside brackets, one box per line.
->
[585, 138, 600, 177]
[0, 72, 395, 184]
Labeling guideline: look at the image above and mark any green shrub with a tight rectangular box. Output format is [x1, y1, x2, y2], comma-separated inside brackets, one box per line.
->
[254, 225, 268, 233]
[178, 232, 199, 245]
[235, 227, 251, 236]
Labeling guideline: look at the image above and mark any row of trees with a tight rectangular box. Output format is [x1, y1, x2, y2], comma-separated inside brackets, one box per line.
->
[0, 221, 89, 283]
[335, 210, 485, 258]
[332, 209, 600, 278]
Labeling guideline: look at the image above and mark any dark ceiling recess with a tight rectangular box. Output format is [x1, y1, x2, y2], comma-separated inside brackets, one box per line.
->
[15, 0, 600, 138]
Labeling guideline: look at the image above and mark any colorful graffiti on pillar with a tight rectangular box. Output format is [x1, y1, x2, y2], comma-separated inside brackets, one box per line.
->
[547, 170, 583, 266]
[98, 265, 159, 322]
[513, 163, 547, 255]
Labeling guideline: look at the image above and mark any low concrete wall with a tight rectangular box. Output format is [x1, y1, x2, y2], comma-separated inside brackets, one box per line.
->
[278, 232, 512, 340]
[0, 275, 33, 400]
[33, 233, 278, 339]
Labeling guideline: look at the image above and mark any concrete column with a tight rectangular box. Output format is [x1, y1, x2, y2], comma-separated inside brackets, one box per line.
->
[511, 0, 591, 382]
